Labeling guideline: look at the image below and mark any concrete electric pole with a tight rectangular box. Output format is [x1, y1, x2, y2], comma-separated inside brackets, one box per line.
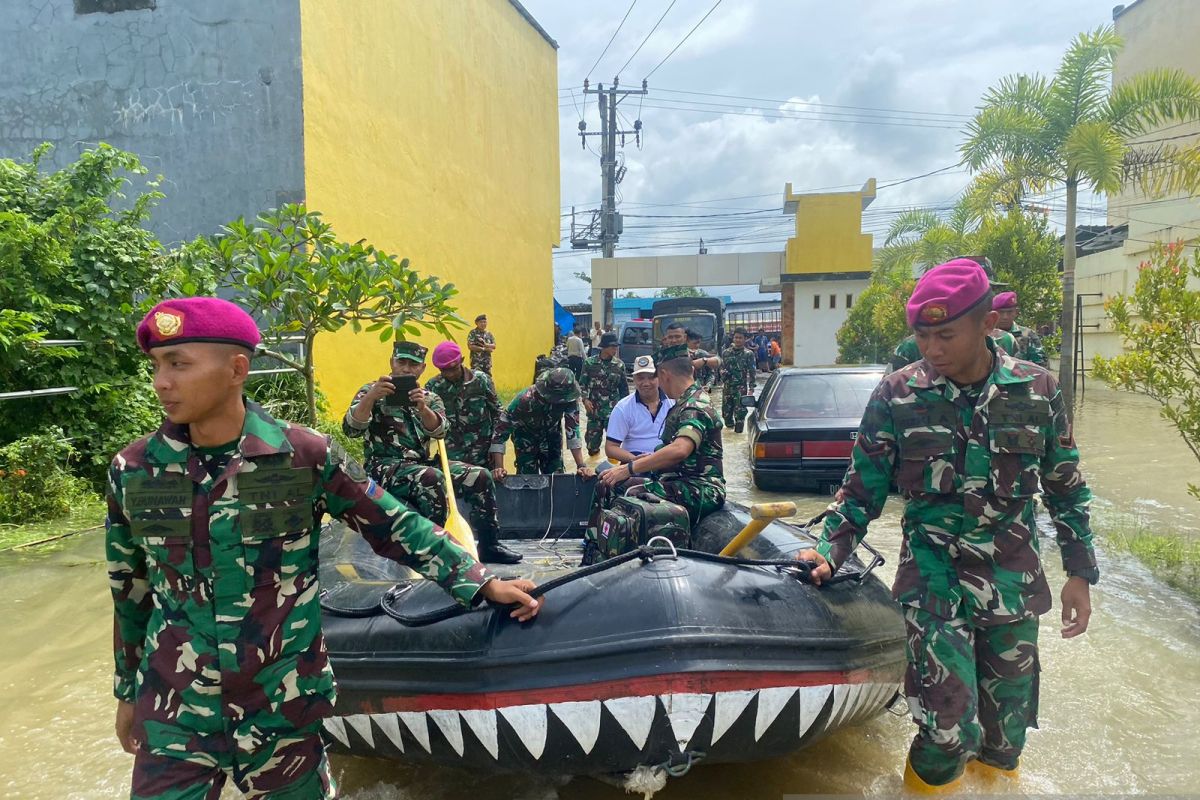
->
[571, 78, 646, 326]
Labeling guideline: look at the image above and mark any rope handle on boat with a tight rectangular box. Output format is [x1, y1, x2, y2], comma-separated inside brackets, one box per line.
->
[379, 543, 876, 627]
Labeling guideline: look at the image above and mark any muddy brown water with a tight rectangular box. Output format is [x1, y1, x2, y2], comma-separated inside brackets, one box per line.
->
[1, 386, 1198, 798]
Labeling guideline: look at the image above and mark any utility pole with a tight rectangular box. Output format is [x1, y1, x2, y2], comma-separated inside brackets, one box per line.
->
[571, 78, 646, 326]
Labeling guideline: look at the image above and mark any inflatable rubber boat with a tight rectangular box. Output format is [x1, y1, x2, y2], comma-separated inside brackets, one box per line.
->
[318, 474, 904, 780]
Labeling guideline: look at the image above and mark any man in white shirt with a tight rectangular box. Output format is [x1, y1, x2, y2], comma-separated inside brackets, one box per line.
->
[603, 355, 675, 465]
[566, 328, 586, 378]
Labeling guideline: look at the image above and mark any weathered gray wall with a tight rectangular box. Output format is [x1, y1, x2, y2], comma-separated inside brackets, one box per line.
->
[0, 0, 304, 244]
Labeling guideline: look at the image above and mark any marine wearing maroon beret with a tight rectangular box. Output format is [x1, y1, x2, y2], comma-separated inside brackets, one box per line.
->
[905, 258, 992, 328]
[992, 291, 1018, 310]
[136, 296, 261, 353]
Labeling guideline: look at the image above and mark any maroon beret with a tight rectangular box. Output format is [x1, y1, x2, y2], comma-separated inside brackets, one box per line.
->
[136, 297, 261, 353]
[992, 291, 1018, 310]
[906, 258, 991, 328]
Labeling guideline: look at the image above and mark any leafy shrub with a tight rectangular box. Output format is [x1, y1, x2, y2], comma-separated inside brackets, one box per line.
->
[0, 428, 94, 524]
[245, 370, 327, 426]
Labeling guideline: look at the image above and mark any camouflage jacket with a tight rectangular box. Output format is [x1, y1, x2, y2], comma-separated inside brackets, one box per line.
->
[816, 342, 1099, 626]
[426, 368, 502, 466]
[467, 328, 495, 373]
[657, 382, 725, 487]
[690, 348, 716, 389]
[343, 384, 447, 471]
[490, 386, 582, 454]
[719, 345, 756, 393]
[106, 401, 491, 762]
[1006, 323, 1047, 366]
[579, 355, 628, 410]
[887, 330, 1017, 374]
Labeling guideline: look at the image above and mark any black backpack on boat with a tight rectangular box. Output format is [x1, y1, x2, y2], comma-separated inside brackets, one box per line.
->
[584, 493, 691, 564]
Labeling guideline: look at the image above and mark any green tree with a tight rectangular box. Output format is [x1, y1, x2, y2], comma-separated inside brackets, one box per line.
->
[875, 198, 983, 276]
[172, 205, 466, 423]
[1093, 241, 1200, 499]
[836, 265, 914, 364]
[658, 285, 707, 299]
[977, 208, 1063, 337]
[0, 143, 169, 484]
[960, 25, 1200, 406]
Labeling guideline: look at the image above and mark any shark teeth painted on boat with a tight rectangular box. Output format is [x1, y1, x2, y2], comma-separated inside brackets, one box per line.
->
[321, 682, 900, 761]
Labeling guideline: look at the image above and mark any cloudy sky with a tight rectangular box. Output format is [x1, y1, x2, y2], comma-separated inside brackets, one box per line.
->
[520, 0, 1122, 305]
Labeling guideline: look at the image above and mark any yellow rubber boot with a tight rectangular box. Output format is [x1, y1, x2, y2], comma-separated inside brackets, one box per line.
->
[903, 759, 963, 794]
[967, 759, 1020, 782]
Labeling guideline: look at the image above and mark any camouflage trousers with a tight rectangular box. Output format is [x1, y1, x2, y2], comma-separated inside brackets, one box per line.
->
[371, 459, 500, 540]
[513, 439, 564, 475]
[584, 404, 615, 453]
[904, 607, 1039, 786]
[721, 383, 749, 427]
[586, 474, 726, 533]
[130, 723, 335, 799]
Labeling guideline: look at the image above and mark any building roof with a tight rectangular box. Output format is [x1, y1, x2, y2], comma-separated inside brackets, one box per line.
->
[507, 0, 558, 49]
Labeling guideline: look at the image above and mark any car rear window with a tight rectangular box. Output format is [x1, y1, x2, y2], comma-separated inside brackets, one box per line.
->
[653, 315, 715, 341]
[622, 326, 651, 344]
[764, 373, 879, 419]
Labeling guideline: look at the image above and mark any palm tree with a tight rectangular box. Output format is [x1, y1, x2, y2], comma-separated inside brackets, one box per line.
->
[875, 197, 984, 277]
[960, 25, 1200, 407]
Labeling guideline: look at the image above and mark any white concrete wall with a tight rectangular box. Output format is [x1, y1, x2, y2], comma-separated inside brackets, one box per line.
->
[788, 279, 870, 366]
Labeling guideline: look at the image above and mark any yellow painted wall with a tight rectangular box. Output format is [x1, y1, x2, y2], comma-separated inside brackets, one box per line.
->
[782, 180, 875, 274]
[300, 0, 559, 416]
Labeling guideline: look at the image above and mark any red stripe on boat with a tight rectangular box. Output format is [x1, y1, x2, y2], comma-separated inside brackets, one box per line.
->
[364, 669, 884, 713]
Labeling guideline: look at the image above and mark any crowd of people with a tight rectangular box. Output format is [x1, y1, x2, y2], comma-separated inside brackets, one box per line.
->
[104, 255, 1095, 795]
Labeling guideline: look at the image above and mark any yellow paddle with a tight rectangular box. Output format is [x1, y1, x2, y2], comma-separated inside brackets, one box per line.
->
[718, 501, 797, 557]
[435, 439, 480, 560]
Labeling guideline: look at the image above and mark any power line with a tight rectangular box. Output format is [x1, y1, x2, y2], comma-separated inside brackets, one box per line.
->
[616, 0, 678, 77]
[877, 164, 962, 189]
[635, 101, 962, 130]
[585, 0, 639, 81]
[644, 0, 724, 80]
[591, 95, 965, 127]
[653, 87, 972, 120]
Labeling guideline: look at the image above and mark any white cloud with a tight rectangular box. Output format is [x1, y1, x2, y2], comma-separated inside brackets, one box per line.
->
[530, 0, 1122, 303]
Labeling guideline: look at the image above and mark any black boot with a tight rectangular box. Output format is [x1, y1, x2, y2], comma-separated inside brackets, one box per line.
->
[735, 421, 745, 433]
[478, 533, 522, 564]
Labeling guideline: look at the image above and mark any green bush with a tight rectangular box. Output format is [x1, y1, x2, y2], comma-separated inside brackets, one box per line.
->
[0, 428, 94, 524]
[66, 368, 163, 487]
[246, 370, 328, 426]
[0, 143, 169, 483]
[314, 418, 363, 464]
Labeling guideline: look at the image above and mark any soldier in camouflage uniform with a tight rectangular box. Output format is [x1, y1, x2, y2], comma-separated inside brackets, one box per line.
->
[490, 367, 594, 476]
[580, 332, 629, 456]
[586, 343, 726, 550]
[344, 341, 522, 564]
[425, 341, 502, 470]
[719, 328, 757, 433]
[798, 259, 1097, 793]
[466, 313, 496, 375]
[993, 291, 1048, 366]
[109, 297, 539, 799]
[687, 329, 720, 391]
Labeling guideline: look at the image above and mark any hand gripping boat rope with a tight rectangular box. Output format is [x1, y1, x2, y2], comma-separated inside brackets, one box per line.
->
[362, 508, 887, 627]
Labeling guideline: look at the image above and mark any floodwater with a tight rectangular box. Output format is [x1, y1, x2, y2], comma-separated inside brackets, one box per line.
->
[2, 386, 1198, 798]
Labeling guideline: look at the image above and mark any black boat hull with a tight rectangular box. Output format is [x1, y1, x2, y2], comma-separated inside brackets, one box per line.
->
[318, 479, 905, 775]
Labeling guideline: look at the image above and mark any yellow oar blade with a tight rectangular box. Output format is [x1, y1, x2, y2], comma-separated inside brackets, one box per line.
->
[436, 439, 479, 560]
